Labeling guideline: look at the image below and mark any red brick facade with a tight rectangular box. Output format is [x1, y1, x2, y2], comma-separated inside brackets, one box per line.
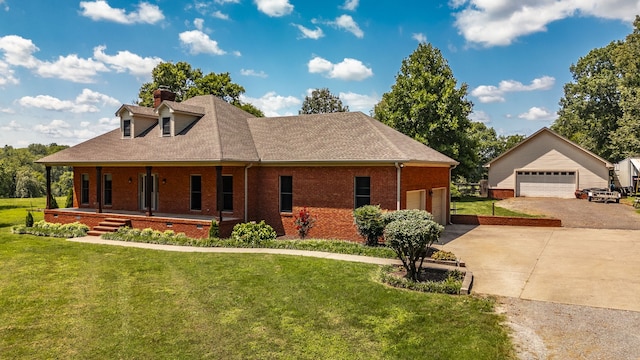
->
[451, 214, 561, 227]
[51, 164, 452, 242]
[488, 188, 515, 199]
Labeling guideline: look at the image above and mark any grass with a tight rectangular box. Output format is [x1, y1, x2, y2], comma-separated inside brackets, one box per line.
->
[0, 197, 515, 359]
[451, 196, 539, 217]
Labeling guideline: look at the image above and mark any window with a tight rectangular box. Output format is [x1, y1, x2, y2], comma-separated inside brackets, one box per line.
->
[123, 120, 131, 137]
[103, 174, 112, 206]
[162, 117, 170, 136]
[81, 174, 89, 205]
[355, 176, 370, 208]
[222, 175, 233, 211]
[280, 176, 293, 213]
[191, 175, 202, 211]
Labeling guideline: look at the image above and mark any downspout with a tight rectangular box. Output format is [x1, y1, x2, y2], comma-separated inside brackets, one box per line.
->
[244, 163, 253, 222]
[448, 164, 457, 224]
[395, 162, 402, 210]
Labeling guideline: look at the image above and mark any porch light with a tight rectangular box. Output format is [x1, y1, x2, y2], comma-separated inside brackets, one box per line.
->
[128, 177, 132, 184]
[162, 178, 167, 184]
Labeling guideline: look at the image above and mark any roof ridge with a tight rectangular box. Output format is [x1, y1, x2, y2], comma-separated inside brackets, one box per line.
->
[360, 113, 406, 160]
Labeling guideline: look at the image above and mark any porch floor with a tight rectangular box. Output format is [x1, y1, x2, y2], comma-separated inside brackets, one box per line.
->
[47, 207, 240, 222]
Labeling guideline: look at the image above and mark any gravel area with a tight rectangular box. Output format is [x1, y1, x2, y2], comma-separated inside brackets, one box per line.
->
[497, 297, 640, 360]
[497, 197, 640, 229]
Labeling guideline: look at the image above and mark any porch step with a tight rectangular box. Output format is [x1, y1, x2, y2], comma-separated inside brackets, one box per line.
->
[88, 218, 132, 237]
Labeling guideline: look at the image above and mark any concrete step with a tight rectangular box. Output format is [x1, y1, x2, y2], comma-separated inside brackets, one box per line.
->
[93, 225, 121, 232]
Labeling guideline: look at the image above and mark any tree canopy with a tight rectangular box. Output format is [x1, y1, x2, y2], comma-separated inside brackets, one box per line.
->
[373, 43, 476, 179]
[138, 61, 264, 117]
[553, 16, 640, 161]
[299, 88, 349, 114]
[466, 122, 525, 180]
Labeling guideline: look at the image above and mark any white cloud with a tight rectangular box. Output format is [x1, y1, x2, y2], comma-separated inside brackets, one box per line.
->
[254, 0, 293, 17]
[1, 107, 15, 114]
[18, 89, 120, 113]
[1, 120, 23, 132]
[35, 54, 110, 83]
[412, 33, 427, 43]
[0, 60, 18, 86]
[518, 106, 557, 121]
[0, 35, 40, 68]
[339, 92, 379, 112]
[293, 24, 324, 39]
[340, 0, 359, 11]
[240, 92, 301, 117]
[330, 14, 364, 38]
[240, 69, 268, 78]
[194, 18, 205, 30]
[34, 119, 97, 141]
[452, 0, 640, 47]
[179, 30, 227, 55]
[93, 45, 162, 77]
[215, 0, 240, 4]
[308, 56, 373, 81]
[471, 76, 555, 103]
[0, 0, 8, 11]
[212, 11, 229, 20]
[470, 110, 491, 123]
[79, 1, 164, 24]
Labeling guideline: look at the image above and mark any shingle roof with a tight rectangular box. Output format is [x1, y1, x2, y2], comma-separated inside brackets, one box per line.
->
[38, 95, 457, 166]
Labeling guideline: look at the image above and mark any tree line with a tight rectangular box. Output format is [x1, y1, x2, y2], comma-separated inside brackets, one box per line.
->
[0, 144, 71, 198]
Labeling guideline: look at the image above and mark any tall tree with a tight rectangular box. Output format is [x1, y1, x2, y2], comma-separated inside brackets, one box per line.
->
[466, 122, 526, 181]
[138, 61, 264, 117]
[552, 41, 623, 160]
[373, 43, 476, 179]
[299, 88, 349, 114]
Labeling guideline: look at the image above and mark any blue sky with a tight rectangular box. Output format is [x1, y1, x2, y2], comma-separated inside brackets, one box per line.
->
[0, 0, 637, 147]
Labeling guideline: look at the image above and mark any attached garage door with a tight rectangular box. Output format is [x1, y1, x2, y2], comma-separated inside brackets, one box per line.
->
[406, 190, 426, 210]
[431, 188, 447, 225]
[516, 171, 576, 198]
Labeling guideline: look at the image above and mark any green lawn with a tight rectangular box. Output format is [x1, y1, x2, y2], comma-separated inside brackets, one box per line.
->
[451, 196, 538, 217]
[0, 198, 515, 359]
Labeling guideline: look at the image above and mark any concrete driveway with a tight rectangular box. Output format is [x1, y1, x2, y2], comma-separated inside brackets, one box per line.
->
[440, 225, 640, 312]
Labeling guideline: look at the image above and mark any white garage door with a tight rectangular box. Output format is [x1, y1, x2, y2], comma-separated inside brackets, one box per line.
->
[406, 190, 426, 210]
[431, 188, 446, 225]
[516, 171, 576, 198]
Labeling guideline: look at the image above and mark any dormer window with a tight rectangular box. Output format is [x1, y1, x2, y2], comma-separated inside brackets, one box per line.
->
[123, 119, 131, 137]
[162, 117, 171, 136]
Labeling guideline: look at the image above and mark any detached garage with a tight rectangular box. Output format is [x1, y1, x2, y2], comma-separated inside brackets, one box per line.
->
[486, 128, 613, 199]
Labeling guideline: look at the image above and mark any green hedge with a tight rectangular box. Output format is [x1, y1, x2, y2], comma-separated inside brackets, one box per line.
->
[12, 220, 89, 238]
[377, 266, 464, 294]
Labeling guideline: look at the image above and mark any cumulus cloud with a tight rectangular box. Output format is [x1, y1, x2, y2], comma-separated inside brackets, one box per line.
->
[179, 30, 227, 55]
[0, 35, 40, 68]
[412, 33, 427, 43]
[0, 60, 18, 86]
[518, 107, 557, 121]
[338, 92, 379, 113]
[471, 76, 555, 103]
[470, 110, 491, 123]
[79, 1, 164, 24]
[93, 45, 162, 77]
[340, 0, 359, 11]
[308, 56, 373, 81]
[330, 14, 364, 38]
[18, 89, 120, 113]
[212, 11, 229, 20]
[293, 24, 324, 39]
[35, 54, 110, 83]
[451, 0, 640, 47]
[240, 92, 301, 117]
[254, 0, 293, 17]
[240, 69, 268, 78]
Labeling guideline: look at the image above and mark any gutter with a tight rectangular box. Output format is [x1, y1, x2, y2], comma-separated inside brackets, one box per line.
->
[448, 164, 457, 225]
[395, 162, 402, 210]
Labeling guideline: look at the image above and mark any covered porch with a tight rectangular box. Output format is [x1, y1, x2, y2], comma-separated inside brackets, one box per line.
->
[44, 207, 242, 239]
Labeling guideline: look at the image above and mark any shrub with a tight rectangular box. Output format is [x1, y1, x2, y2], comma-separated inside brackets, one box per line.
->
[49, 194, 59, 209]
[378, 266, 463, 294]
[353, 205, 385, 246]
[294, 207, 316, 239]
[209, 219, 219, 239]
[384, 218, 444, 282]
[231, 221, 276, 245]
[25, 211, 34, 227]
[431, 250, 457, 261]
[383, 209, 434, 225]
[65, 188, 74, 208]
[12, 220, 89, 238]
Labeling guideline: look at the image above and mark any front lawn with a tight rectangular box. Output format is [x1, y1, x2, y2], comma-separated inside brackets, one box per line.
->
[452, 196, 538, 217]
[0, 197, 515, 359]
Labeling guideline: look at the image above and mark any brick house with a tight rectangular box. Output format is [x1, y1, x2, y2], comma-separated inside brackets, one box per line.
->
[37, 90, 458, 241]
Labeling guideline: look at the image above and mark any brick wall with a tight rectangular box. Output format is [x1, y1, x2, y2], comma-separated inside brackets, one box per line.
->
[401, 166, 450, 214]
[451, 214, 561, 227]
[488, 188, 515, 199]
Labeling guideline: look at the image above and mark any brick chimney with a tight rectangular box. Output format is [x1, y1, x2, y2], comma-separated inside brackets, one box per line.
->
[153, 87, 177, 108]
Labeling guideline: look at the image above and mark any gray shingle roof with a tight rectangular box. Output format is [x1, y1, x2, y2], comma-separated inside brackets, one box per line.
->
[38, 95, 457, 166]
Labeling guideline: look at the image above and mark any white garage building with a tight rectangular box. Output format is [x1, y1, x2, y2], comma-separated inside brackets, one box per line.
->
[486, 128, 613, 199]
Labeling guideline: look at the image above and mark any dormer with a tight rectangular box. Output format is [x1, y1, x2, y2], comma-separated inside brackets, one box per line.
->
[116, 105, 157, 139]
[155, 101, 205, 137]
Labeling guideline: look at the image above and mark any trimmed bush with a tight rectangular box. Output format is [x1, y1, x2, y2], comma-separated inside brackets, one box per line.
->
[25, 211, 34, 227]
[209, 219, 219, 239]
[65, 188, 74, 208]
[12, 220, 89, 238]
[384, 218, 444, 282]
[49, 195, 59, 209]
[353, 205, 385, 246]
[383, 209, 434, 225]
[231, 221, 276, 245]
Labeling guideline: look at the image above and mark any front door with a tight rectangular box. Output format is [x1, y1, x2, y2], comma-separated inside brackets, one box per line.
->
[139, 174, 158, 211]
